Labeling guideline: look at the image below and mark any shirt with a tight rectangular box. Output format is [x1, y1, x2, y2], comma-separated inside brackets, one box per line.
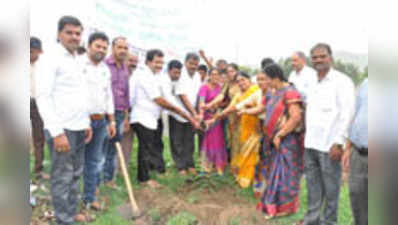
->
[81, 55, 115, 115]
[159, 73, 188, 123]
[349, 79, 368, 149]
[105, 56, 130, 111]
[176, 68, 202, 113]
[35, 43, 90, 138]
[129, 65, 162, 130]
[305, 69, 356, 152]
[30, 64, 36, 98]
[289, 66, 317, 103]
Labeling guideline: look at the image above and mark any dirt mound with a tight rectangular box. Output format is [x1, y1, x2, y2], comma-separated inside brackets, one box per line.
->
[133, 178, 267, 225]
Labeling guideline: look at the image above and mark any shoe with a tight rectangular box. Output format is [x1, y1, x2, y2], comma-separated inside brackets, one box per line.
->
[84, 201, 102, 211]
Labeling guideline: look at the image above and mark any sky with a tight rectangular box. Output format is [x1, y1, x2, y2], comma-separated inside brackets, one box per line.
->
[30, 0, 368, 67]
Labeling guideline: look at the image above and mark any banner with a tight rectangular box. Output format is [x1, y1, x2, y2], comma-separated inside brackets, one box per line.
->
[92, 0, 202, 63]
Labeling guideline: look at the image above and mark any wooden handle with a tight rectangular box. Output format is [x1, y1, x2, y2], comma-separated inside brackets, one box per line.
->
[115, 142, 140, 213]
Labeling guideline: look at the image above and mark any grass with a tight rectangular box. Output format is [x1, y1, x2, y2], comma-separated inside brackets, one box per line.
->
[166, 211, 197, 225]
[30, 137, 354, 225]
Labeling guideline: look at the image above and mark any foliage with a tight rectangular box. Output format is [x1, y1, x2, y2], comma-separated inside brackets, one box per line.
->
[275, 57, 368, 86]
[167, 212, 198, 225]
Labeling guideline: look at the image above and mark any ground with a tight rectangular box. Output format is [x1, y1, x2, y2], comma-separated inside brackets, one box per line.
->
[30, 138, 353, 225]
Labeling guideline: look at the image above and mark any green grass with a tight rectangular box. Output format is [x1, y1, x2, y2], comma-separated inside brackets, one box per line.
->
[167, 211, 197, 225]
[30, 137, 354, 225]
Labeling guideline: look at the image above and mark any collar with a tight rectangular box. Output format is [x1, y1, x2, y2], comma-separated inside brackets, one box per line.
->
[183, 67, 198, 79]
[84, 54, 106, 68]
[296, 66, 308, 75]
[57, 43, 77, 58]
[143, 65, 157, 76]
[106, 55, 127, 70]
[318, 68, 336, 82]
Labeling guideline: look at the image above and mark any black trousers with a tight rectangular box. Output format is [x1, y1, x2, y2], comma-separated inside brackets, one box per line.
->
[132, 120, 165, 183]
[168, 116, 195, 171]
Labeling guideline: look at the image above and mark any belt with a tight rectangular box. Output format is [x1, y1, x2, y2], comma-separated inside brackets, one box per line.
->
[354, 144, 368, 156]
[90, 114, 105, 121]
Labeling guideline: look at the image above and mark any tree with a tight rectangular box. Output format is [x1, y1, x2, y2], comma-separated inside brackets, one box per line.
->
[333, 59, 364, 85]
[277, 58, 293, 78]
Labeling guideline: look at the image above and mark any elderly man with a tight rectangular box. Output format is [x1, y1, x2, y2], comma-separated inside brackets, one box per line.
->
[120, 52, 139, 172]
[289, 51, 317, 103]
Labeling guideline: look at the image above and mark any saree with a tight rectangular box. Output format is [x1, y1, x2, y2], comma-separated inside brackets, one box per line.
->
[230, 85, 262, 188]
[256, 85, 305, 216]
[221, 82, 241, 163]
[199, 84, 228, 171]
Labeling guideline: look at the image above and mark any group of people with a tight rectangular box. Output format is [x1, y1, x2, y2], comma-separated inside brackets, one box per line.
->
[30, 15, 368, 225]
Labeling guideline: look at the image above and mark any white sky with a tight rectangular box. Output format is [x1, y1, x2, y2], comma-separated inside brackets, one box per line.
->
[30, 0, 368, 66]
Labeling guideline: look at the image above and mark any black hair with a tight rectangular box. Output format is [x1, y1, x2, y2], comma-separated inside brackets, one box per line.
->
[30, 36, 42, 50]
[146, 49, 164, 63]
[227, 63, 239, 71]
[112, 36, 127, 47]
[185, 52, 199, 62]
[238, 71, 251, 80]
[261, 57, 275, 69]
[198, 64, 208, 72]
[310, 43, 333, 56]
[58, 16, 83, 32]
[168, 60, 183, 71]
[88, 32, 109, 46]
[263, 63, 288, 82]
[208, 68, 221, 75]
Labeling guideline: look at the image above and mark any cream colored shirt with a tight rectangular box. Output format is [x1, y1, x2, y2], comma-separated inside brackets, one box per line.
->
[81, 55, 114, 115]
[305, 69, 355, 152]
[129, 65, 163, 130]
[35, 44, 90, 138]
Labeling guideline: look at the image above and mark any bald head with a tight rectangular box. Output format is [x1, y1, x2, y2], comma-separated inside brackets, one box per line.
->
[291, 51, 307, 73]
[126, 53, 139, 75]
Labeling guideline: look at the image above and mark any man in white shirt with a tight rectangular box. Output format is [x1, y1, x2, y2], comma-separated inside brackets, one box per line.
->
[35, 16, 93, 224]
[159, 60, 193, 176]
[289, 51, 317, 103]
[175, 52, 202, 175]
[81, 32, 116, 212]
[130, 49, 198, 188]
[300, 43, 355, 225]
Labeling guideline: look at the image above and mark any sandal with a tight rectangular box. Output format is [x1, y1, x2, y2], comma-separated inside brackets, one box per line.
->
[74, 212, 95, 223]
